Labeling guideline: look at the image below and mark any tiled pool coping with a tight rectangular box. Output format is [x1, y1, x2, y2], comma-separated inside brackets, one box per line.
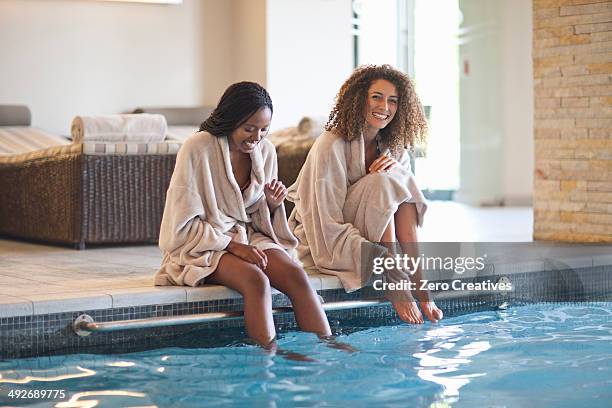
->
[1, 251, 611, 319]
[1, 261, 610, 359]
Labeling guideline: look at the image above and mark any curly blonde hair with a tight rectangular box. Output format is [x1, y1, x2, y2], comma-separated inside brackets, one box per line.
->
[325, 64, 428, 156]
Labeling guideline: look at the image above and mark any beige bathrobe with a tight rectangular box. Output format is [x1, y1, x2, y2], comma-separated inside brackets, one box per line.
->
[287, 130, 427, 291]
[155, 131, 298, 287]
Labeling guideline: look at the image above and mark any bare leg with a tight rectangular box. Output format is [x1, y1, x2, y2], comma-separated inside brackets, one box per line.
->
[381, 217, 424, 324]
[207, 253, 276, 347]
[263, 250, 359, 352]
[262, 249, 331, 336]
[394, 203, 444, 323]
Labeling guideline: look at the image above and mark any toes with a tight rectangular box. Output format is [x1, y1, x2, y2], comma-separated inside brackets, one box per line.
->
[408, 308, 423, 325]
[401, 313, 414, 324]
[410, 311, 421, 324]
[419, 302, 443, 323]
[393, 301, 426, 325]
[410, 314, 420, 324]
[425, 311, 438, 323]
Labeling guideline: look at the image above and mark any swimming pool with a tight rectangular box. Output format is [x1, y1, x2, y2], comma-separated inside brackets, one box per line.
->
[1, 302, 610, 407]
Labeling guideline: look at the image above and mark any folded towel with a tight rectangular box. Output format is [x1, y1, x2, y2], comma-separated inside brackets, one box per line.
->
[71, 114, 167, 143]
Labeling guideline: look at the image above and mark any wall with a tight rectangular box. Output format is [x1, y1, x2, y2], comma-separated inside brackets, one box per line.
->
[232, 0, 267, 87]
[533, 0, 612, 242]
[265, 0, 353, 129]
[200, 1, 236, 107]
[0, 0, 351, 134]
[455, 0, 534, 206]
[501, 0, 535, 205]
[0, 0, 217, 135]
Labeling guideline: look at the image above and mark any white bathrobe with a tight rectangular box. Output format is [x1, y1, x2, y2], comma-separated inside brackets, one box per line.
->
[287, 130, 427, 291]
[156, 131, 298, 287]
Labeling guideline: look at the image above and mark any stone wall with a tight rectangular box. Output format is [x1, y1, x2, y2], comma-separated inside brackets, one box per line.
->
[533, 0, 612, 242]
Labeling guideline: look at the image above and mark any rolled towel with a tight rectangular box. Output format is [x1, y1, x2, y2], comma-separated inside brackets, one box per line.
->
[71, 114, 167, 143]
[297, 115, 326, 136]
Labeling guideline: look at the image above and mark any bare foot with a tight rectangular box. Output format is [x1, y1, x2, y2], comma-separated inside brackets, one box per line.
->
[276, 348, 317, 362]
[264, 341, 317, 362]
[319, 335, 359, 353]
[419, 301, 443, 323]
[385, 289, 424, 324]
[392, 300, 424, 324]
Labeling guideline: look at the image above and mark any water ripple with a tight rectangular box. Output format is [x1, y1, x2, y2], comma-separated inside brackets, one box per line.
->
[0, 302, 610, 407]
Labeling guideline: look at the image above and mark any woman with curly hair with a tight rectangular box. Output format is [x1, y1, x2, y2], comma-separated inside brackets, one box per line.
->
[156, 82, 332, 347]
[287, 65, 443, 324]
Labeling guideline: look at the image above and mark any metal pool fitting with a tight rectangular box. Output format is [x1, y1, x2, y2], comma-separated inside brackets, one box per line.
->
[72, 299, 386, 337]
[497, 276, 511, 286]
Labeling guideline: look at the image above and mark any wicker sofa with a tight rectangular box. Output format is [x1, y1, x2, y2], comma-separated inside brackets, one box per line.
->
[0, 106, 180, 249]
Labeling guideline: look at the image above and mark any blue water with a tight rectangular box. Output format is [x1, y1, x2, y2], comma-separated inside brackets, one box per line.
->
[1, 303, 611, 407]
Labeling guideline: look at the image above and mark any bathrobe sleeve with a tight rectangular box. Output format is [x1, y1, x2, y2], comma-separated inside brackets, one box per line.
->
[249, 140, 298, 250]
[158, 138, 232, 264]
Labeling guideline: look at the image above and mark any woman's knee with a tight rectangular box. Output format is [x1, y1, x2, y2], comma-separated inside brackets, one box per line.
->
[238, 265, 271, 298]
[283, 266, 316, 296]
[359, 172, 396, 199]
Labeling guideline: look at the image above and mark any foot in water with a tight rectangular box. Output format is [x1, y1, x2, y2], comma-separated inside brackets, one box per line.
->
[391, 300, 424, 324]
[319, 335, 359, 353]
[387, 290, 444, 324]
[275, 348, 317, 362]
[263, 339, 316, 362]
[386, 289, 425, 324]
[419, 301, 443, 323]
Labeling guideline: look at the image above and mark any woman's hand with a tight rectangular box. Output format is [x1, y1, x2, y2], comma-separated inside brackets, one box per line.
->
[368, 154, 399, 173]
[264, 179, 287, 211]
[226, 241, 268, 270]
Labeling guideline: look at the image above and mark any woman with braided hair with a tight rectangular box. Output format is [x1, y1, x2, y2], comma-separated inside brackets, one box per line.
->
[156, 82, 331, 347]
[287, 65, 443, 324]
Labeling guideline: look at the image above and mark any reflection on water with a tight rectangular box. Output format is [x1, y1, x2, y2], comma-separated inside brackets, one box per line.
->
[55, 390, 153, 408]
[105, 361, 136, 368]
[0, 366, 96, 384]
[414, 325, 489, 404]
[0, 303, 609, 407]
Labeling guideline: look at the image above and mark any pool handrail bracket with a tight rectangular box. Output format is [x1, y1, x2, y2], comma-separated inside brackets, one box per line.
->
[72, 299, 386, 337]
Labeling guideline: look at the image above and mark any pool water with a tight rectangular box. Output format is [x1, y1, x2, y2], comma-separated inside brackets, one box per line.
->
[1, 303, 610, 407]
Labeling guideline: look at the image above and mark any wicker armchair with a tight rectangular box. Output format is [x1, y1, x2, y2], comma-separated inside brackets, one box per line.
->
[0, 153, 176, 249]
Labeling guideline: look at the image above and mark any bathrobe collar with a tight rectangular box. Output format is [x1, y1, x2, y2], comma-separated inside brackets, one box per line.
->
[349, 132, 386, 183]
[218, 136, 266, 219]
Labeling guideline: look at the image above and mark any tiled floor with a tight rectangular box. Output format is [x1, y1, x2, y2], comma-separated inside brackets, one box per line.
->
[1, 202, 536, 317]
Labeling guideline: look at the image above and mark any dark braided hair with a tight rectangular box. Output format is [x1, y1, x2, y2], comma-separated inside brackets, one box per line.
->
[200, 81, 273, 138]
[325, 64, 427, 156]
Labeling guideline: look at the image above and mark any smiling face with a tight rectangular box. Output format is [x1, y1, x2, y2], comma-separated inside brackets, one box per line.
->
[364, 79, 398, 133]
[228, 107, 272, 154]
